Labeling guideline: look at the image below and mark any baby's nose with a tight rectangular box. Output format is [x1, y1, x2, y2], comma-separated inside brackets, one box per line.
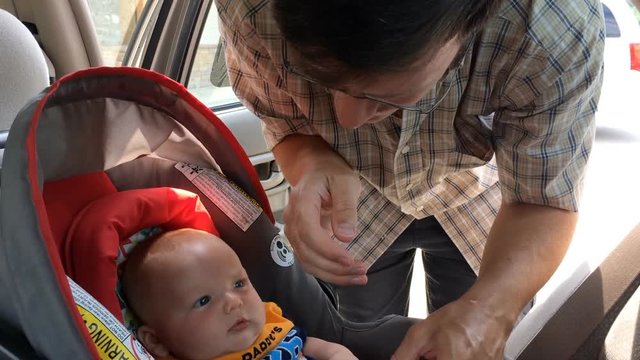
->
[224, 293, 243, 313]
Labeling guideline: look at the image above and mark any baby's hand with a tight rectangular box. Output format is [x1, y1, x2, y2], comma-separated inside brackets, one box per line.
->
[303, 337, 358, 360]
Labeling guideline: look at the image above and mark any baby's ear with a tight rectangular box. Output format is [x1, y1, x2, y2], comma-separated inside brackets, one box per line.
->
[137, 325, 169, 357]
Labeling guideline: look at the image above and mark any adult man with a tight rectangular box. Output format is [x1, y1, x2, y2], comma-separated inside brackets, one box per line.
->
[216, 0, 604, 358]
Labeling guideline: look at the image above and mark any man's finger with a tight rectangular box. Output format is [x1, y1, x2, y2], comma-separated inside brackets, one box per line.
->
[392, 340, 422, 360]
[392, 322, 434, 360]
[285, 229, 367, 285]
[302, 259, 368, 286]
[293, 193, 356, 266]
[286, 226, 366, 276]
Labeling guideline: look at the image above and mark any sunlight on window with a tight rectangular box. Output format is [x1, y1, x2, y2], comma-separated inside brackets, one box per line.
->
[187, 4, 238, 108]
[87, 0, 147, 66]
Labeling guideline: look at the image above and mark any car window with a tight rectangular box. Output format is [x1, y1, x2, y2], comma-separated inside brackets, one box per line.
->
[604, 4, 622, 37]
[632, 1, 640, 24]
[186, 3, 239, 109]
[86, 0, 149, 66]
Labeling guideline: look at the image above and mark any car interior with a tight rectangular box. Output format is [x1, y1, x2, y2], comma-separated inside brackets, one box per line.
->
[0, 0, 639, 359]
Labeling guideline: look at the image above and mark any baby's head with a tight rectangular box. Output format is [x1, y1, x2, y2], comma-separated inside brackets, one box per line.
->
[121, 228, 266, 360]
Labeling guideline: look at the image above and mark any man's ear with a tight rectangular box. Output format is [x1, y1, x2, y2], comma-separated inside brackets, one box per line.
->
[137, 325, 169, 357]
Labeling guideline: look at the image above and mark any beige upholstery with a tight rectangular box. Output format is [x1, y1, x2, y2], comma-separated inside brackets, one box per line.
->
[0, 9, 48, 130]
[515, 223, 640, 360]
[0, 0, 16, 15]
[599, 287, 640, 360]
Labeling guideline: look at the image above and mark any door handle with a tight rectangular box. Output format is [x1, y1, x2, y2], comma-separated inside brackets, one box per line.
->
[260, 170, 285, 190]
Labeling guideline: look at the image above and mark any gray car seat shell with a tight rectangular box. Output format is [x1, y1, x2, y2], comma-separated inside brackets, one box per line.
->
[0, 67, 415, 359]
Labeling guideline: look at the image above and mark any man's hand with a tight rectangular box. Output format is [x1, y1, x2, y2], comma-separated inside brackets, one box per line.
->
[274, 134, 367, 285]
[393, 202, 577, 360]
[392, 296, 513, 360]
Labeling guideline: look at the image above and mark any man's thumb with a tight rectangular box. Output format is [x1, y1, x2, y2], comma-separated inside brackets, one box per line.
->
[331, 197, 358, 242]
[329, 172, 360, 242]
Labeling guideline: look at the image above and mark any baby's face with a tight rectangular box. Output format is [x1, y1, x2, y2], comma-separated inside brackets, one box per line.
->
[143, 232, 265, 359]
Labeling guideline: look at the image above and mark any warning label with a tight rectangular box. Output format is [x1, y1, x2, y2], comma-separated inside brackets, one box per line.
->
[68, 277, 153, 360]
[77, 306, 136, 360]
[175, 162, 263, 231]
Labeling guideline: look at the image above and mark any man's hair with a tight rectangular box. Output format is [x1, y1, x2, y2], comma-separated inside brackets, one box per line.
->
[273, 0, 501, 81]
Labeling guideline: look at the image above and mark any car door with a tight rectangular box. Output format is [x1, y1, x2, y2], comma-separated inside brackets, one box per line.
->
[597, 0, 640, 131]
[120, 0, 289, 223]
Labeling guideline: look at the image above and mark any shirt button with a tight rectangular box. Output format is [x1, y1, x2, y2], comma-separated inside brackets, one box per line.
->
[405, 183, 413, 191]
[416, 205, 424, 212]
[401, 146, 410, 154]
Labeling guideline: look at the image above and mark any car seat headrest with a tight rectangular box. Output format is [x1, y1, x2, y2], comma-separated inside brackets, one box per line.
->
[63, 187, 217, 321]
[0, 9, 49, 130]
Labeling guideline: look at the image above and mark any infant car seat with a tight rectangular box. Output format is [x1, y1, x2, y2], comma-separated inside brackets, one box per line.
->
[0, 67, 415, 359]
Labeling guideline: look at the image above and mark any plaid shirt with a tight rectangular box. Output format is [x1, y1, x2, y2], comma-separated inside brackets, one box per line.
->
[216, 0, 605, 272]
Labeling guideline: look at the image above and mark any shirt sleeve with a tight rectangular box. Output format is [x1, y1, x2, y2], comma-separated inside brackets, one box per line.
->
[216, 1, 318, 149]
[492, 3, 605, 211]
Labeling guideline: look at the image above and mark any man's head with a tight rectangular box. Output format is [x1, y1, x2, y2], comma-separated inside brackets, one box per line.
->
[273, 0, 501, 127]
[121, 228, 265, 360]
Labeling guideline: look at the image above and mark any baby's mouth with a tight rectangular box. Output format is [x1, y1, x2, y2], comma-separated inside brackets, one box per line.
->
[229, 318, 249, 332]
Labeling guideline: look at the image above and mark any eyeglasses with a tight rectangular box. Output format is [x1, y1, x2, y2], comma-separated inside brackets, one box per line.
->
[282, 37, 473, 114]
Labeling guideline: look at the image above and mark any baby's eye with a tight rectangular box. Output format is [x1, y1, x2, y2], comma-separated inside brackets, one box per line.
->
[234, 279, 245, 289]
[194, 295, 211, 308]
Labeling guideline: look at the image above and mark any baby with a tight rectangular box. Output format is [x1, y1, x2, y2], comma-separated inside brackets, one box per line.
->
[120, 228, 357, 360]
